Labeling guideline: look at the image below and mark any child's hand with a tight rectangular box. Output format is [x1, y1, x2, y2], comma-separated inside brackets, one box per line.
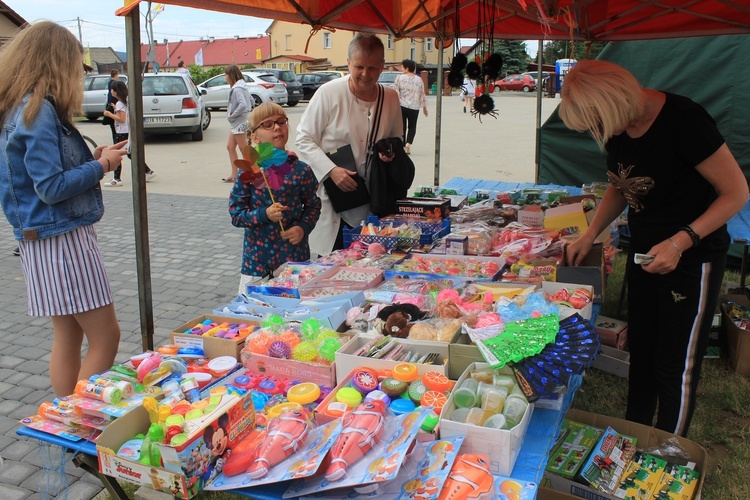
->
[266, 203, 288, 223]
[281, 226, 304, 245]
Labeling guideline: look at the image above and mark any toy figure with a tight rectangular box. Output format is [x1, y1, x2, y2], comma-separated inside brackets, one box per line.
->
[325, 400, 386, 481]
[247, 408, 311, 479]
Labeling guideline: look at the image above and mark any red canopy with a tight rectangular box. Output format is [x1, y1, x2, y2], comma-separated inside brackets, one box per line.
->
[117, 0, 750, 41]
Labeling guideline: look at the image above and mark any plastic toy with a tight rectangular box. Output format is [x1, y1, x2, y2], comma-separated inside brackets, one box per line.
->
[325, 400, 386, 481]
[279, 330, 301, 349]
[336, 387, 363, 408]
[286, 382, 321, 405]
[247, 408, 311, 479]
[436, 454, 494, 500]
[75, 380, 122, 404]
[268, 340, 292, 359]
[300, 318, 324, 341]
[208, 356, 237, 377]
[351, 367, 379, 394]
[263, 314, 286, 331]
[246, 332, 274, 355]
[318, 337, 342, 363]
[292, 341, 318, 362]
[392, 363, 418, 382]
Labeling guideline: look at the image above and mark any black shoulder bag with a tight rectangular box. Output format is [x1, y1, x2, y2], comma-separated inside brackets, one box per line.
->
[322, 87, 384, 213]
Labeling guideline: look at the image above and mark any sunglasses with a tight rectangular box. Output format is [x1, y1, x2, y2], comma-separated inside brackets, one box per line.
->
[252, 117, 289, 132]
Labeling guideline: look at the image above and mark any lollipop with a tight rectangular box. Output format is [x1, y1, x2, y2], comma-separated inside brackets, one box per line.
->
[268, 340, 292, 359]
[292, 341, 318, 362]
[300, 318, 323, 341]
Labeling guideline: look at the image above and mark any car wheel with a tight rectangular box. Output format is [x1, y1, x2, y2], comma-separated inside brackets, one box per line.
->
[202, 109, 211, 131]
[251, 94, 263, 107]
[286, 101, 299, 107]
[191, 126, 204, 142]
[522, 86, 531, 93]
[86, 114, 100, 121]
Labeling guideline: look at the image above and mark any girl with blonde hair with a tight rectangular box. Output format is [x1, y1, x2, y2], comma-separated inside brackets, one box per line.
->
[560, 59, 748, 436]
[0, 21, 127, 396]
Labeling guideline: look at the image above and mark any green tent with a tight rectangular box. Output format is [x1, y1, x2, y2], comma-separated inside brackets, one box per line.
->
[538, 35, 750, 185]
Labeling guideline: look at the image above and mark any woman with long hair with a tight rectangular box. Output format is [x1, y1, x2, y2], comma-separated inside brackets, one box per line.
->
[223, 65, 253, 183]
[0, 21, 127, 396]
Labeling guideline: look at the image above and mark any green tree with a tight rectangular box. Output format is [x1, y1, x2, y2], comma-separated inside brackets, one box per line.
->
[490, 40, 530, 76]
[541, 40, 608, 63]
[188, 65, 225, 85]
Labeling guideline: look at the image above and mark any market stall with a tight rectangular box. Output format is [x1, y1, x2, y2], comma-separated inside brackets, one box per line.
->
[16, 185, 711, 499]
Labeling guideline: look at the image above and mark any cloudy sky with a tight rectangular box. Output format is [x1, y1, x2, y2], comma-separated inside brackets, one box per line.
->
[8, 1, 538, 57]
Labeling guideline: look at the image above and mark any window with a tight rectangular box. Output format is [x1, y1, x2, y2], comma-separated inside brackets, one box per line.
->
[410, 48, 416, 60]
[387, 35, 394, 50]
[426, 38, 433, 52]
[284, 34, 292, 51]
[206, 75, 227, 87]
[410, 38, 415, 45]
[323, 32, 332, 49]
[90, 77, 109, 91]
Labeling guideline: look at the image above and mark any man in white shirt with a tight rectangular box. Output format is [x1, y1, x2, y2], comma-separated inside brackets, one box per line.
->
[296, 34, 403, 256]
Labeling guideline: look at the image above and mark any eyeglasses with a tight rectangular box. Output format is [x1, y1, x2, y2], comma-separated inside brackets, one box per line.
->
[252, 117, 289, 132]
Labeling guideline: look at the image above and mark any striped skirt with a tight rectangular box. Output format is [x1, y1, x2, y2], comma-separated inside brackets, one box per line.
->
[18, 225, 114, 316]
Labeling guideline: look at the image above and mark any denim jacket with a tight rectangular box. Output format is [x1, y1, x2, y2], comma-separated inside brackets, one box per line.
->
[0, 95, 106, 241]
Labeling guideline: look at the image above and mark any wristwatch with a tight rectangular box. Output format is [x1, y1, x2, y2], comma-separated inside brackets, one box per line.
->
[680, 225, 701, 248]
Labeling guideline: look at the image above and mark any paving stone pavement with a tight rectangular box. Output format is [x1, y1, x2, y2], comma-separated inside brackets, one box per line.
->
[0, 190, 243, 499]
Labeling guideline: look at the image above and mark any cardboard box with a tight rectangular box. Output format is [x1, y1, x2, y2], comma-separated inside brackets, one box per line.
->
[445, 235, 469, 255]
[396, 197, 451, 219]
[97, 393, 256, 498]
[594, 315, 629, 349]
[539, 409, 707, 500]
[518, 205, 544, 228]
[720, 294, 750, 376]
[544, 203, 589, 236]
[705, 308, 723, 359]
[334, 332, 449, 384]
[448, 333, 483, 380]
[240, 346, 337, 388]
[439, 362, 534, 476]
[590, 345, 630, 379]
[541, 282, 594, 320]
[170, 314, 259, 359]
[559, 243, 605, 304]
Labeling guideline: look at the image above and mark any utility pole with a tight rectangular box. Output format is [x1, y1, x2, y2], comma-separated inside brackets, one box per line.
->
[77, 17, 83, 45]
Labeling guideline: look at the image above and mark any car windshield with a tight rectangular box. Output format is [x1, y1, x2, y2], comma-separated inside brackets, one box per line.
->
[378, 73, 399, 83]
[143, 76, 188, 96]
[279, 71, 296, 81]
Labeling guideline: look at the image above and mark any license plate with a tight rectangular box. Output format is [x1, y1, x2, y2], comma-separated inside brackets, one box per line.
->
[144, 117, 172, 124]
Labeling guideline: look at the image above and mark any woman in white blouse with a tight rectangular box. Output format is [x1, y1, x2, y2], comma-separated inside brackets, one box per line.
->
[392, 59, 428, 155]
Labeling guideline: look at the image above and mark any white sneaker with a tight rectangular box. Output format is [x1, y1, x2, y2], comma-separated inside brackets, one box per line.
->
[104, 179, 123, 187]
[146, 171, 157, 182]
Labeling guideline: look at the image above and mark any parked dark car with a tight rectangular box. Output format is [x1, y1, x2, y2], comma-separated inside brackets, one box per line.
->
[299, 73, 337, 100]
[247, 68, 303, 106]
[494, 74, 536, 92]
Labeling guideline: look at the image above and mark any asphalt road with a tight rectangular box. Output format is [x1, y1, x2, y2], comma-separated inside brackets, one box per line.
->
[77, 91, 559, 198]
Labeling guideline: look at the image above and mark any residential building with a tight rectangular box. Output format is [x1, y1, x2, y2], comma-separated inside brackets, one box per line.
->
[0, 1, 26, 47]
[263, 21, 442, 73]
[140, 36, 271, 71]
[85, 47, 125, 75]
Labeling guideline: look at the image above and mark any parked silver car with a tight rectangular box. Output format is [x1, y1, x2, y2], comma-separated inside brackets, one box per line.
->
[142, 73, 211, 141]
[82, 74, 128, 121]
[197, 71, 288, 110]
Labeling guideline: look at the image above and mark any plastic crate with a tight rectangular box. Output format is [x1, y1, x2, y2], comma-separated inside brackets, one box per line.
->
[343, 216, 450, 250]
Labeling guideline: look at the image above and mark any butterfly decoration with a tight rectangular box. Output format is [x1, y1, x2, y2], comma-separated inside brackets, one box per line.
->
[234, 143, 292, 190]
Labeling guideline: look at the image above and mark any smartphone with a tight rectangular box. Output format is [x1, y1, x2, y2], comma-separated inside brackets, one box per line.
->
[634, 253, 655, 264]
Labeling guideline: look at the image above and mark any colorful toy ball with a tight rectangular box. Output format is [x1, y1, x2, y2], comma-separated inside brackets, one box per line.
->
[292, 341, 318, 362]
[300, 318, 323, 341]
[279, 330, 301, 349]
[246, 333, 274, 355]
[317, 337, 342, 363]
[263, 314, 286, 331]
[268, 340, 292, 359]
[317, 329, 340, 345]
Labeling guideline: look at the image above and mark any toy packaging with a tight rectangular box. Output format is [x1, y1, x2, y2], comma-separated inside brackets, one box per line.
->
[595, 315, 629, 350]
[652, 463, 701, 500]
[545, 418, 604, 479]
[614, 450, 667, 499]
[284, 407, 431, 497]
[579, 426, 637, 495]
[205, 417, 342, 491]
